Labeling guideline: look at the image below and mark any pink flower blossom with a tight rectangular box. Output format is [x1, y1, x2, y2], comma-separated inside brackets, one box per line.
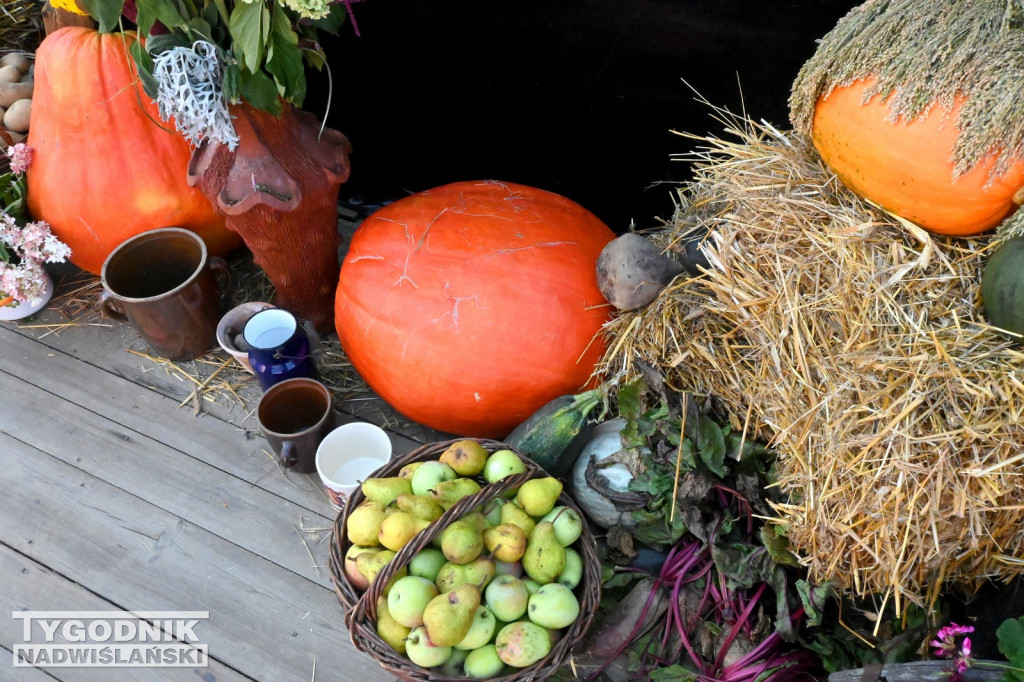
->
[6, 143, 33, 175]
[932, 622, 975, 682]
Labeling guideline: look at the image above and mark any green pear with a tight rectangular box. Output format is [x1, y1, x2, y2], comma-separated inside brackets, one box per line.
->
[558, 547, 583, 589]
[423, 583, 482, 646]
[429, 478, 482, 509]
[434, 562, 467, 593]
[396, 493, 445, 522]
[461, 555, 497, 591]
[409, 548, 448, 583]
[374, 596, 410, 654]
[483, 523, 527, 563]
[464, 643, 505, 678]
[439, 439, 491, 476]
[441, 512, 486, 564]
[361, 476, 412, 507]
[455, 605, 497, 650]
[411, 460, 457, 496]
[378, 511, 431, 552]
[405, 625, 452, 668]
[346, 501, 390, 546]
[522, 521, 565, 585]
[500, 501, 536, 537]
[540, 505, 584, 546]
[495, 621, 551, 667]
[516, 477, 563, 517]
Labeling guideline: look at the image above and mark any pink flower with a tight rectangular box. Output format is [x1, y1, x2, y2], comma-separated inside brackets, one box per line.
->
[932, 623, 975, 682]
[6, 143, 33, 175]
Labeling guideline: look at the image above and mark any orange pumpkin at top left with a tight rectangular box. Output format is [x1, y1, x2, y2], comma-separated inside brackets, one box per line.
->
[26, 27, 240, 275]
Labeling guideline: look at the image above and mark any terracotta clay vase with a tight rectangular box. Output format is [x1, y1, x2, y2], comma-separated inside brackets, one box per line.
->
[187, 102, 352, 333]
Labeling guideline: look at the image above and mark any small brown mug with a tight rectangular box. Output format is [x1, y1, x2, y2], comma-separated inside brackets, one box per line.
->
[100, 227, 230, 361]
[257, 377, 335, 474]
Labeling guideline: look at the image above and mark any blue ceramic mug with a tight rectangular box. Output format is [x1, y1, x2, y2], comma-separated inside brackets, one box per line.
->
[243, 308, 319, 391]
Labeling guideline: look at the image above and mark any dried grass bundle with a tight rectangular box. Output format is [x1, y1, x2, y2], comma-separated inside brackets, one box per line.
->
[597, 109, 1024, 613]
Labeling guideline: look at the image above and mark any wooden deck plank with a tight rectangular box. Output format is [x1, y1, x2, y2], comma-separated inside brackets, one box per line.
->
[2, 545, 248, 681]
[1, 365, 340, 590]
[9, 262, 447, 447]
[0, 432, 390, 681]
[0, 325, 420, 514]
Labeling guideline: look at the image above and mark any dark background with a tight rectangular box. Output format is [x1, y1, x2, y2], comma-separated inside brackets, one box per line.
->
[311, 1, 859, 232]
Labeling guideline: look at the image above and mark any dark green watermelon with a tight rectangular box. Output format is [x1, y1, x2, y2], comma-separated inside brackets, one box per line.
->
[982, 237, 1024, 340]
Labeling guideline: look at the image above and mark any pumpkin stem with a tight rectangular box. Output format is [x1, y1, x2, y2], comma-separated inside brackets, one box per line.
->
[1013, 187, 1024, 205]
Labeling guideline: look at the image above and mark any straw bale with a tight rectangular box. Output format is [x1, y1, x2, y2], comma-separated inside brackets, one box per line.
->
[597, 110, 1024, 611]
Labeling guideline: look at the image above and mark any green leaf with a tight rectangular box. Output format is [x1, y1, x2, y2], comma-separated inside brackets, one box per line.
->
[228, 1, 269, 74]
[266, 5, 305, 105]
[795, 580, 836, 628]
[998, 616, 1024, 681]
[142, 32, 192, 58]
[237, 68, 281, 115]
[222, 62, 241, 103]
[760, 524, 799, 567]
[128, 41, 159, 99]
[696, 417, 727, 478]
[649, 665, 698, 681]
[79, 0, 125, 33]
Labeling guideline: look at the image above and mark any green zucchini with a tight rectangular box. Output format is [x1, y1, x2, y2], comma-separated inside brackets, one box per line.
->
[505, 389, 605, 475]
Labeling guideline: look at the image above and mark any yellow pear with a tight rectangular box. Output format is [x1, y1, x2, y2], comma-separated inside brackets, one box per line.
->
[422, 583, 482, 646]
[500, 501, 536, 537]
[379, 511, 431, 552]
[399, 461, 423, 480]
[347, 500, 390, 546]
[375, 596, 410, 654]
[483, 523, 527, 563]
[361, 477, 413, 507]
[516, 477, 563, 517]
[355, 549, 408, 594]
[439, 440, 490, 476]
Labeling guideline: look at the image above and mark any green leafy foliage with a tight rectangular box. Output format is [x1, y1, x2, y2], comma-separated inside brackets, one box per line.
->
[998, 616, 1024, 681]
[82, 0, 356, 113]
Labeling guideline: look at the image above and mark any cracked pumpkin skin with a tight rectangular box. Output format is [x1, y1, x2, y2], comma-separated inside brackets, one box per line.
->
[812, 78, 1024, 236]
[334, 180, 615, 438]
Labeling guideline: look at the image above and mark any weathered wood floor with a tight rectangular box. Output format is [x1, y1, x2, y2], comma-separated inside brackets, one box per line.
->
[1, 257, 449, 681]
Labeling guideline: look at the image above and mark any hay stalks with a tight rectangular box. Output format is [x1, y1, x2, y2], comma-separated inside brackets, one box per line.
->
[597, 106, 1024, 611]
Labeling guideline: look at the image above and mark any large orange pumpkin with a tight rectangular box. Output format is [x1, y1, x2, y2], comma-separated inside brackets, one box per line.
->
[335, 180, 616, 438]
[26, 27, 239, 275]
[811, 78, 1024, 237]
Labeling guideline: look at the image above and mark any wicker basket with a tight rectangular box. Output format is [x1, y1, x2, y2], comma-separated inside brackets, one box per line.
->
[328, 438, 602, 681]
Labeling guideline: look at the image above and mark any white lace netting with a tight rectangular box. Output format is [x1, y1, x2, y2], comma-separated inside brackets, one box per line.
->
[152, 41, 239, 150]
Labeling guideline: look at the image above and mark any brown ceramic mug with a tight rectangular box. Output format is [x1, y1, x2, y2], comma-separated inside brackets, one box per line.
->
[257, 378, 335, 474]
[100, 227, 230, 361]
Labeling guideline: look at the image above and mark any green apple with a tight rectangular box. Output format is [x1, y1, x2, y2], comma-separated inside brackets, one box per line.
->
[481, 497, 506, 527]
[540, 506, 584, 546]
[409, 548, 447, 583]
[387, 575, 439, 628]
[483, 449, 527, 484]
[527, 583, 580, 629]
[405, 626, 452, 668]
[464, 643, 505, 678]
[483, 574, 529, 622]
[411, 460, 457, 496]
[495, 621, 551, 667]
[523, 578, 542, 595]
[437, 647, 468, 677]
[455, 606, 497, 650]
